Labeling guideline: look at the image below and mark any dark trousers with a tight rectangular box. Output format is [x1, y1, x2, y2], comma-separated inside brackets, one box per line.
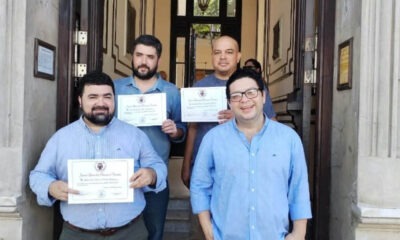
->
[143, 184, 170, 240]
[59, 216, 148, 240]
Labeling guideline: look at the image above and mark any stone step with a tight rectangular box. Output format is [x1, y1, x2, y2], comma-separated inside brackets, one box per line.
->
[166, 209, 191, 221]
[164, 219, 192, 233]
[163, 232, 192, 240]
[167, 197, 191, 211]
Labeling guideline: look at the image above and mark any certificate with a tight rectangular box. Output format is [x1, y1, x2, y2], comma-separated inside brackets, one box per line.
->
[181, 87, 227, 122]
[68, 158, 134, 204]
[117, 93, 167, 126]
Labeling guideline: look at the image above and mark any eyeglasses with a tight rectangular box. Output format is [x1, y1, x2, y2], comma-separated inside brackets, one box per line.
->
[229, 88, 261, 102]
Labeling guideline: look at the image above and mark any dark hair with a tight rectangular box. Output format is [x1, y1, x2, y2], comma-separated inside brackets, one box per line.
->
[244, 58, 262, 70]
[131, 34, 162, 57]
[78, 71, 115, 97]
[226, 68, 265, 99]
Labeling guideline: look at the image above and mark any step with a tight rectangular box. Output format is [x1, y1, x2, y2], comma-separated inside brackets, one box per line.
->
[164, 219, 192, 233]
[163, 232, 191, 240]
[167, 198, 191, 211]
[166, 209, 191, 221]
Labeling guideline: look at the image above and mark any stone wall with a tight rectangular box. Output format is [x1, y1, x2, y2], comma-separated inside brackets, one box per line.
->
[331, 0, 400, 239]
[0, 0, 59, 239]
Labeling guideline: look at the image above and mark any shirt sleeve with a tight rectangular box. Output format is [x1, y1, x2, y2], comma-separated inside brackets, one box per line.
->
[137, 130, 168, 193]
[263, 89, 276, 118]
[288, 133, 312, 220]
[190, 133, 215, 214]
[29, 135, 59, 207]
[168, 87, 187, 143]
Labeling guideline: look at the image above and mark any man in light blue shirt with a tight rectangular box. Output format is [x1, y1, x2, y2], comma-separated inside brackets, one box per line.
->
[114, 35, 186, 240]
[190, 68, 311, 240]
[181, 36, 276, 188]
[30, 71, 167, 240]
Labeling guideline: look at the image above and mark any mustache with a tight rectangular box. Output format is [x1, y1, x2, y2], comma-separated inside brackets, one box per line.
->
[92, 106, 109, 111]
[137, 64, 150, 70]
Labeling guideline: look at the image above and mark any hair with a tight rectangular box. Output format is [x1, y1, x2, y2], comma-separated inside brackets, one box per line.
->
[226, 68, 265, 99]
[78, 71, 115, 96]
[244, 58, 262, 70]
[131, 34, 162, 57]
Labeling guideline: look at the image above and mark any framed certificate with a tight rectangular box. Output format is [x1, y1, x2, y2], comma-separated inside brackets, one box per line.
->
[34, 38, 56, 80]
[68, 158, 134, 204]
[181, 87, 227, 122]
[337, 38, 353, 90]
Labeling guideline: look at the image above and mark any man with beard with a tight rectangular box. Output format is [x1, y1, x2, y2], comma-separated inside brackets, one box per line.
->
[114, 35, 186, 240]
[29, 71, 167, 240]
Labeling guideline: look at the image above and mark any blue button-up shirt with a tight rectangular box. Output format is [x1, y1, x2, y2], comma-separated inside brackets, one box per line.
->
[190, 117, 311, 240]
[191, 74, 276, 161]
[114, 75, 186, 165]
[29, 117, 167, 230]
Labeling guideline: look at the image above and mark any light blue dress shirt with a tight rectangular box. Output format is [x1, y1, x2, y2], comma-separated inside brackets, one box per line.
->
[191, 74, 276, 162]
[29, 117, 167, 230]
[190, 117, 312, 240]
[114, 75, 186, 165]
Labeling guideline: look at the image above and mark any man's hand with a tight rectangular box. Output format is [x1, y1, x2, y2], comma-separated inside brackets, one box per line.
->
[285, 233, 304, 240]
[285, 219, 307, 240]
[217, 109, 234, 124]
[181, 160, 191, 188]
[48, 180, 79, 201]
[161, 119, 181, 138]
[130, 168, 157, 188]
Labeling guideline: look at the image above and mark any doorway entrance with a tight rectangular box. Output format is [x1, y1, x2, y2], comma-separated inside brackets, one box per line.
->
[170, 0, 242, 88]
[56, 0, 334, 239]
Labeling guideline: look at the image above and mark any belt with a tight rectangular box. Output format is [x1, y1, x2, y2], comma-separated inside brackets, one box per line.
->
[65, 214, 141, 236]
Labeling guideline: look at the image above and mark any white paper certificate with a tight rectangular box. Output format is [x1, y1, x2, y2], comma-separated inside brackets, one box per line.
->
[181, 87, 227, 122]
[68, 158, 134, 204]
[117, 93, 167, 126]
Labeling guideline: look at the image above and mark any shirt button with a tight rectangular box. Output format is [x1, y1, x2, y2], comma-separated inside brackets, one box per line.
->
[251, 206, 255, 211]
[251, 225, 255, 230]
[251, 188, 255, 192]
[251, 170, 255, 174]
[251, 153, 255, 156]
[99, 208, 103, 212]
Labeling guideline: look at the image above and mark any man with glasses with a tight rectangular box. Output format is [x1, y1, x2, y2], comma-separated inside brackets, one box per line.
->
[181, 36, 276, 188]
[190, 68, 312, 240]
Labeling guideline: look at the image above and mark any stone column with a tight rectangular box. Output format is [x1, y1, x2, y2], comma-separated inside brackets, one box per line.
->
[0, 0, 26, 239]
[355, 0, 400, 238]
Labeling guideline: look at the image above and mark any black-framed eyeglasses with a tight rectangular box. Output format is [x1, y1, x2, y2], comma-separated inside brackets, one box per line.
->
[229, 88, 261, 102]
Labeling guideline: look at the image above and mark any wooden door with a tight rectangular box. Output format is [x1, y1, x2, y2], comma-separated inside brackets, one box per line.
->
[266, 0, 334, 239]
[55, 0, 103, 238]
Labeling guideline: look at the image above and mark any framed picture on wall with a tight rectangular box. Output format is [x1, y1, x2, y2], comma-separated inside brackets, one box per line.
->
[34, 38, 56, 80]
[337, 38, 353, 90]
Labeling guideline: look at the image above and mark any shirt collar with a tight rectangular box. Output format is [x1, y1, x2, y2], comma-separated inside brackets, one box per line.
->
[231, 113, 270, 135]
[78, 115, 116, 134]
[129, 75, 163, 93]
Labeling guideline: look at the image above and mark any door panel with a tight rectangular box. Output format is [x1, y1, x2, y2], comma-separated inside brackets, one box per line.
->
[102, 0, 156, 79]
[266, 0, 319, 239]
[267, 0, 296, 98]
[103, 0, 136, 78]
